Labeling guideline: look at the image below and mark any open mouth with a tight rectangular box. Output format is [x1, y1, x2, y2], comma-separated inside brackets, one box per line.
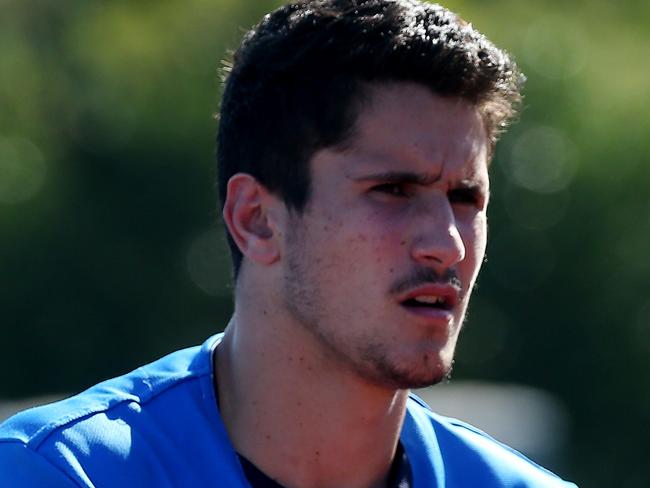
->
[401, 295, 451, 310]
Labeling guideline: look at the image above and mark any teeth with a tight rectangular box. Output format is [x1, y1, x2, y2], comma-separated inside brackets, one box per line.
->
[413, 296, 444, 305]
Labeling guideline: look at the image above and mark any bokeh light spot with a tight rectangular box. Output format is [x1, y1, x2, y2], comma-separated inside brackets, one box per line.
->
[185, 227, 232, 297]
[507, 126, 578, 194]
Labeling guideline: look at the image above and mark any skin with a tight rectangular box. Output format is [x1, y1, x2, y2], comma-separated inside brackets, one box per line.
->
[217, 81, 490, 488]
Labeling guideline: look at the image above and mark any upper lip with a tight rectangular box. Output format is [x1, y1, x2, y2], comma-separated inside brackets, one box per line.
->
[397, 284, 460, 310]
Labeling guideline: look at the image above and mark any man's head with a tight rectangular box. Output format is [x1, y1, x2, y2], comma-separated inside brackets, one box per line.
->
[217, 0, 523, 277]
[217, 0, 523, 389]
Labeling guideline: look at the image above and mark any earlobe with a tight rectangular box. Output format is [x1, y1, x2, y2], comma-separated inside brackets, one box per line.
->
[223, 173, 281, 266]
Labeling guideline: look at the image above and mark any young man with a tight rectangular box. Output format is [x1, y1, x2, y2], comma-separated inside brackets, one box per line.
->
[0, 1, 578, 486]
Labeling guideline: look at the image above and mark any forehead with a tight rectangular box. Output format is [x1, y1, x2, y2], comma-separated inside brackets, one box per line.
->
[328, 82, 489, 183]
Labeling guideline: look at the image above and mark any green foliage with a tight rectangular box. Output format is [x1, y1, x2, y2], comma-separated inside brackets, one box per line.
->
[1, 1, 648, 486]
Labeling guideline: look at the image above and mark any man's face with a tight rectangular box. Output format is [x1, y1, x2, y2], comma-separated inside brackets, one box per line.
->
[281, 82, 490, 389]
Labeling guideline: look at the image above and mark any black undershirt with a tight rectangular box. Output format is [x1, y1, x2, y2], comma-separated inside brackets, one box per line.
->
[213, 346, 412, 487]
[237, 442, 413, 488]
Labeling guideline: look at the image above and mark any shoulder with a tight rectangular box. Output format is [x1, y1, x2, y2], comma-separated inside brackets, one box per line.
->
[0, 341, 211, 446]
[404, 394, 578, 487]
[0, 336, 220, 486]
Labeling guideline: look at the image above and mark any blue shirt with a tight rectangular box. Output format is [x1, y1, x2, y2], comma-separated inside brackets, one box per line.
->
[0, 335, 577, 487]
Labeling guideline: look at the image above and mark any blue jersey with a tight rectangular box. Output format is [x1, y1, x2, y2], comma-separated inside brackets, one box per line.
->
[0, 335, 577, 487]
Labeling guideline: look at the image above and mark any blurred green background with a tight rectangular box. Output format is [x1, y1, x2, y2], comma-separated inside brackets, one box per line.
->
[1, 0, 648, 486]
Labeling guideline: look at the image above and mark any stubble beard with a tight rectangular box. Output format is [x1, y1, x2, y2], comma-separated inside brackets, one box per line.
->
[282, 233, 463, 390]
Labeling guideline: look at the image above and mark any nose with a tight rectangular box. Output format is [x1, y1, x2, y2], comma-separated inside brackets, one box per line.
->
[410, 200, 466, 269]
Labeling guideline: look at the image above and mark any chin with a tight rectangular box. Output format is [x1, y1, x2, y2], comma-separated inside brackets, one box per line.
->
[374, 365, 452, 390]
[359, 345, 455, 390]
[399, 361, 454, 389]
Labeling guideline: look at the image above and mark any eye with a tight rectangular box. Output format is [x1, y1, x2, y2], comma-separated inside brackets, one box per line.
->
[371, 183, 409, 197]
[448, 187, 484, 208]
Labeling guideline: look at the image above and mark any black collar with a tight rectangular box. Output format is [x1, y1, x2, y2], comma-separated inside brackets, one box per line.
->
[237, 442, 413, 488]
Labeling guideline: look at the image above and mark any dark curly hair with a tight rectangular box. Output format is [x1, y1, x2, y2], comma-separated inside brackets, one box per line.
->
[217, 0, 524, 276]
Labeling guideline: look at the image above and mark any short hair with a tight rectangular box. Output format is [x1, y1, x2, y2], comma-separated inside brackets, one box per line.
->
[217, 0, 524, 276]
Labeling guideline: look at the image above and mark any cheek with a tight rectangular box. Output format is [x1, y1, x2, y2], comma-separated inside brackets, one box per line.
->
[308, 214, 376, 268]
[329, 207, 391, 242]
[315, 204, 409, 267]
[475, 216, 488, 254]
[460, 214, 488, 263]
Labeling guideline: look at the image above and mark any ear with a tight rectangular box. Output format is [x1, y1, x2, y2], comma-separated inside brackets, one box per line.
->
[222, 173, 282, 267]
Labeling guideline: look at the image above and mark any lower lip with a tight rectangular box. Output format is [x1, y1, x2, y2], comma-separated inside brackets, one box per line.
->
[400, 304, 454, 323]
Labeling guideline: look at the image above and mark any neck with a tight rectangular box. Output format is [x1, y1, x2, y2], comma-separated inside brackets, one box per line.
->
[215, 301, 410, 488]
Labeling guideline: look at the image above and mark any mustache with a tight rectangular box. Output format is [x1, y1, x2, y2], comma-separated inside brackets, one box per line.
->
[389, 268, 462, 296]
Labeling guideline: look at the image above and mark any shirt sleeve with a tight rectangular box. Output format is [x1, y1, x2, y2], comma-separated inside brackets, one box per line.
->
[0, 442, 81, 487]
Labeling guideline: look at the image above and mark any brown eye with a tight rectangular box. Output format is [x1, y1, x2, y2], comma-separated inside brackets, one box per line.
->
[372, 183, 408, 197]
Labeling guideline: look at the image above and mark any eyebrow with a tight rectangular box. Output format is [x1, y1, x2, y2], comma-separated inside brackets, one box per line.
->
[349, 171, 442, 185]
[350, 171, 488, 191]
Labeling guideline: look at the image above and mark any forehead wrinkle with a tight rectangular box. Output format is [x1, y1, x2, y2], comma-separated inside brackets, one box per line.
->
[338, 135, 448, 184]
[331, 83, 489, 185]
[345, 125, 487, 184]
[342, 149, 488, 187]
